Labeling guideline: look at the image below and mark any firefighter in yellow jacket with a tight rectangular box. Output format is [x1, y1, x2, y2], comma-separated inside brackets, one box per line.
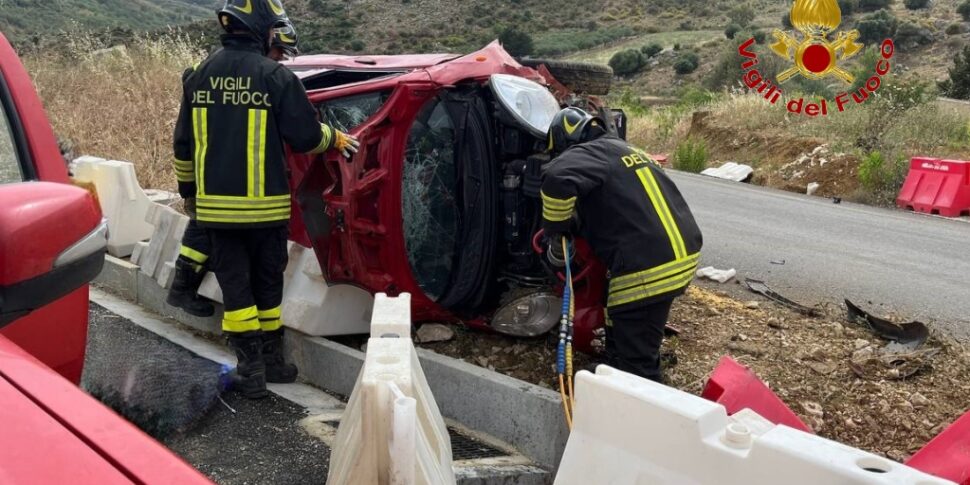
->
[541, 107, 703, 383]
[173, 0, 358, 399]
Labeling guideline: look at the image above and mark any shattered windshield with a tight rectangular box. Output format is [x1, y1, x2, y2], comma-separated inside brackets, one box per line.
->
[317, 91, 391, 133]
[402, 99, 458, 301]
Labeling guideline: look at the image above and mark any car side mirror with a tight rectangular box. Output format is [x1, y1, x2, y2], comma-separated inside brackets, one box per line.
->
[0, 182, 106, 328]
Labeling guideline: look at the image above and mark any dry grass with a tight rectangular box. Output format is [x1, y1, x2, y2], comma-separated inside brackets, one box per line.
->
[25, 32, 204, 192]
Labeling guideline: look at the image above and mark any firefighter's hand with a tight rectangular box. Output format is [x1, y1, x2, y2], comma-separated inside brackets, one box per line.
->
[184, 197, 197, 220]
[546, 236, 573, 269]
[334, 130, 360, 158]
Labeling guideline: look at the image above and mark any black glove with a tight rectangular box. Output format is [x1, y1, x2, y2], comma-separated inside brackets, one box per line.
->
[184, 197, 197, 220]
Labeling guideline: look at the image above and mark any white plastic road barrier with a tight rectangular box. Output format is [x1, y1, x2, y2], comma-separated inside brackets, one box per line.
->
[554, 366, 954, 485]
[701, 162, 754, 182]
[72, 157, 176, 257]
[198, 242, 374, 336]
[139, 203, 189, 289]
[328, 293, 455, 485]
[283, 243, 374, 336]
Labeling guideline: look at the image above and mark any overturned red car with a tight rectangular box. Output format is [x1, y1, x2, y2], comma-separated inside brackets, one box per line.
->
[285, 42, 622, 351]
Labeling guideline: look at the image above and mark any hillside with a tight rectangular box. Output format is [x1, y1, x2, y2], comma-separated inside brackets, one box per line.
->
[1, 0, 217, 47]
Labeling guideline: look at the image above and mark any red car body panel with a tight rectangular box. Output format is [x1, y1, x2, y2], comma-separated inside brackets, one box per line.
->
[286, 42, 606, 348]
[0, 32, 92, 383]
[0, 335, 212, 484]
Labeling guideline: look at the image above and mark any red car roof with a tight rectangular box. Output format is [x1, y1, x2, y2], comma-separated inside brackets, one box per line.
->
[286, 53, 460, 70]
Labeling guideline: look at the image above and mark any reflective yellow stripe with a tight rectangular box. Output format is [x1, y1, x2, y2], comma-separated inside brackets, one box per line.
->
[197, 208, 291, 224]
[180, 245, 209, 264]
[198, 194, 291, 202]
[198, 200, 291, 210]
[193, 108, 209, 196]
[309, 124, 334, 154]
[543, 206, 574, 222]
[607, 268, 696, 307]
[197, 208, 291, 217]
[259, 307, 283, 332]
[258, 307, 282, 320]
[223, 306, 260, 333]
[637, 167, 686, 260]
[246, 109, 268, 198]
[541, 191, 576, 209]
[609, 253, 700, 292]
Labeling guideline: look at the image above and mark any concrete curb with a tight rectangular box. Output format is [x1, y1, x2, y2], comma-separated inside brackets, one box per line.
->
[96, 254, 567, 472]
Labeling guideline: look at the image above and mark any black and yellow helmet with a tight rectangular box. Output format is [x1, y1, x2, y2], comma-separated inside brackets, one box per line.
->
[218, 0, 289, 41]
[547, 107, 603, 154]
[272, 19, 299, 57]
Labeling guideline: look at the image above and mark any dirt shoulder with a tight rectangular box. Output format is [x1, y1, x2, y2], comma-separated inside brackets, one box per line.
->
[419, 285, 970, 462]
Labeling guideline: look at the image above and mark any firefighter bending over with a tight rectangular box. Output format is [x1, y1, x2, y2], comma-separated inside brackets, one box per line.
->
[541, 107, 703, 383]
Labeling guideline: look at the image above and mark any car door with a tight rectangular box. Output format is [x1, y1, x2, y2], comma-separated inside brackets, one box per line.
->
[0, 31, 104, 384]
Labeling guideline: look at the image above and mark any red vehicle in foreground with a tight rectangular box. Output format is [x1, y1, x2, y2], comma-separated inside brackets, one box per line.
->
[284, 42, 620, 350]
[0, 31, 210, 484]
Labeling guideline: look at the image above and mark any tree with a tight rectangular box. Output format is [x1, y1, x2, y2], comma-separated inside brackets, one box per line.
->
[938, 46, 970, 100]
[641, 43, 663, 58]
[728, 5, 756, 27]
[839, 0, 857, 15]
[904, 0, 930, 9]
[499, 27, 534, 57]
[725, 23, 742, 39]
[857, 0, 893, 12]
[609, 49, 646, 76]
[856, 10, 898, 44]
[959, 1, 970, 21]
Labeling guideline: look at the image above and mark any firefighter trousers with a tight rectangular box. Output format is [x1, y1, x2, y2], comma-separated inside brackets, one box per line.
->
[178, 219, 212, 268]
[208, 227, 288, 334]
[605, 298, 674, 383]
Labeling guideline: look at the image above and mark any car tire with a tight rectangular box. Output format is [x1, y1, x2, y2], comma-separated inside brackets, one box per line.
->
[518, 58, 613, 95]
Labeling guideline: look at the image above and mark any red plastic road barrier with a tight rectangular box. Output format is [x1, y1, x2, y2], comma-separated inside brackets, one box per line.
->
[701, 355, 814, 434]
[897, 157, 970, 217]
[652, 154, 669, 166]
[905, 410, 970, 484]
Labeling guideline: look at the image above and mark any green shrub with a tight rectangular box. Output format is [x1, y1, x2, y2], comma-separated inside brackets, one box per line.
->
[641, 43, 663, 58]
[728, 4, 756, 27]
[499, 27, 534, 57]
[938, 46, 970, 100]
[946, 23, 965, 35]
[532, 26, 636, 56]
[857, 0, 893, 11]
[839, 0, 857, 15]
[674, 138, 708, 173]
[674, 43, 682, 51]
[895, 21, 935, 49]
[904, 0, 930, 9]
[960, 1, 970, 21]
[609, 49, 646, 76]
[674, 59, 698, 74]
[782, 13, 793, 29]
[753, 30, 768, 44]
[725, 23, 741, 39]
[856, 10, 898, 44]
[858, 151, 907, 203]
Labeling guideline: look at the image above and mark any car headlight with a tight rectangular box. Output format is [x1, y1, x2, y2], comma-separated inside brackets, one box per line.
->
[490, 292, 562, 338]
[489, 74, 560, 139]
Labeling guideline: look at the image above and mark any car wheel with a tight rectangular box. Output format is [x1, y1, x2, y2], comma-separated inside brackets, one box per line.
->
[518, 59, 613, 96]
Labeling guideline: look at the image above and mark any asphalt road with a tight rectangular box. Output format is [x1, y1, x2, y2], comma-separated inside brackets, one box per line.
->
[668, 171, 970, 338]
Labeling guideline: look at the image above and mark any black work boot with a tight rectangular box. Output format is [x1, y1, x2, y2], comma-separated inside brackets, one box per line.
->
[166, 257, 215, 317]
[262, 329, 298, 383]
[227, 332, 269, 399]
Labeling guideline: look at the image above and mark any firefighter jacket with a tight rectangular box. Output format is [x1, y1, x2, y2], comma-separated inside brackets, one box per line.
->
[541, 135, 703, 310]
[173, 34, 335, 228]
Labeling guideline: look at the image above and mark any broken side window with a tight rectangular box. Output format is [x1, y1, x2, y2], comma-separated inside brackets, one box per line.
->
[402, 98, 458, 301]
[317, 91, 391, 133]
